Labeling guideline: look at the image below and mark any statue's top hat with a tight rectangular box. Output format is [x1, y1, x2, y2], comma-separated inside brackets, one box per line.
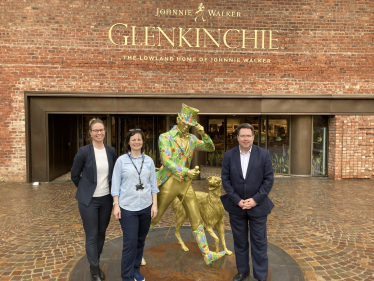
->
[178, 103, 199, 126]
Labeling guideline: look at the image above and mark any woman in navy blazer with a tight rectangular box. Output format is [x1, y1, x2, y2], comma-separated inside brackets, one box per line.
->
[71, 118, 116, 281]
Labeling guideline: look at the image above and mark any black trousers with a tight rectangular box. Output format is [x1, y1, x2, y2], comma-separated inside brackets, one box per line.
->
[229, 213, 268, 280]
[78, 194, 113, 266]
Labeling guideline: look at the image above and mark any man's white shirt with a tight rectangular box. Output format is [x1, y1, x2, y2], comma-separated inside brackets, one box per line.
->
[240, 147, 252, 179]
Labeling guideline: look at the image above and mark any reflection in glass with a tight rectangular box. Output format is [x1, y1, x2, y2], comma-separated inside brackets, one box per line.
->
[78, 116, 83, 148]
[117, 115, 176, 167]
[260, 116, 267, 149]
[111, 116, 116, 151]
[207, 117, 225, 167]
[155, 116, 167, 168]
[226, 116, 245, 151]
[169, 115, 177, 130]
[119, 117, 138, 155]
[312, 116, 328, 176]
[245, 116, 259, 146]
[140, 116, 157, 165]
[206, 116, 260, 167]
[267, 116, 290, 174]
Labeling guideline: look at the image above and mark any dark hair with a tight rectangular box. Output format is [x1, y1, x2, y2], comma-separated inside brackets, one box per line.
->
[88, 118, 105, 131]
[236, 123, 255, 136]
[125, 130, 146, 153]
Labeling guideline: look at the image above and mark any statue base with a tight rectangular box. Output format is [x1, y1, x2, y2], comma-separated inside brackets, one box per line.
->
[69, 226, 302, 281]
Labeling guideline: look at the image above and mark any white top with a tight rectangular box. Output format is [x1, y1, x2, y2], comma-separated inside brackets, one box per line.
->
[93, 147, 110, 197]
[240, 147, 252, 179]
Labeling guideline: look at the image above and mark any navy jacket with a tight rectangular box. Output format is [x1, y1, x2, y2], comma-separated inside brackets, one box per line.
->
[221, 145, 274, 217]
[71, 143, 117, 206]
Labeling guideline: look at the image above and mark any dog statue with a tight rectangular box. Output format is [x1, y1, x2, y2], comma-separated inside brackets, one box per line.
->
[172, 176, 233, 255]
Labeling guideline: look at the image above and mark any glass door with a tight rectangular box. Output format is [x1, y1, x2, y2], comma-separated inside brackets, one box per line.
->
[226, 116, 245, 151]
[140, 116, 157, 165]
[312, 116, 328, 176]
[117, 115, 172, 167]
[244, 116, 260, 146]
[206, 115, 260, 167]
[118, 116, 138, 156]
[267, 116, 290, 174]
[260, 116, 267, 149]
[207, 116, 225, 167]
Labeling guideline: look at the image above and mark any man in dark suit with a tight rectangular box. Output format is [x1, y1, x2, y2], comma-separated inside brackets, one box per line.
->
[221, 123, 274, 281]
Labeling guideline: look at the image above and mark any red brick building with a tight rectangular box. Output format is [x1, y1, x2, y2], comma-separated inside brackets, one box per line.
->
[1, 0, 373, 182]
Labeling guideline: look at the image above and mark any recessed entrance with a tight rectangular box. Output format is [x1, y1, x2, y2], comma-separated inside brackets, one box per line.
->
[46, 112, 329, 182]
[26, 92, 366, 182]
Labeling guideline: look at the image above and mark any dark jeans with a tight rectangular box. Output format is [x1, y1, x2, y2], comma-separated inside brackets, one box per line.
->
[119, 205, 152, 281]
[78, 194, 113, 266]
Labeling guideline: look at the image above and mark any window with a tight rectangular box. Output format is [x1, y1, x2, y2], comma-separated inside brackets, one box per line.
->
[312, 116, 328, 176]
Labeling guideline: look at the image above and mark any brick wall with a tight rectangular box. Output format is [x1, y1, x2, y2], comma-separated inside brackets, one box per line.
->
[1, 0, 373, 181]
[329, 115, 374, 179]
[328, 116, 342, 180]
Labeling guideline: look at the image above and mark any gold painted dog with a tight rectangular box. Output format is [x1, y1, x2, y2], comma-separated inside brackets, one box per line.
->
[172, 176, 233, 255]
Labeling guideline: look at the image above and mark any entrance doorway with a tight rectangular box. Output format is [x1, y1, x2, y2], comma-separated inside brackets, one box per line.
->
[206, 115, 291, 174]
[48, 114, 78, 180]
[206, 115, 261, 169]
[114, 115, 177, 167]
[261, 116, 290, 174]
[46, 113, 328, 181]
[117, 116, 165, 166]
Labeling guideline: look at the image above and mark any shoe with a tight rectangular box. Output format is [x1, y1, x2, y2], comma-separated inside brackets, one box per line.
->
[89, 265, 102, 281]
[98, 266, 105, 280]
[134, 270, 145, 281]
[192, 224, 225, 265]
[98, 258, 105, 280]
[233, 272, 249, 281]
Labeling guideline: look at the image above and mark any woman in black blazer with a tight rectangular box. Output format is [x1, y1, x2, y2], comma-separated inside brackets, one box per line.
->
[71, 118, 117, 281]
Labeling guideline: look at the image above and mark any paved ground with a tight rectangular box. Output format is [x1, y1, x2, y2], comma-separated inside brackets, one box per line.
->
[70, 227, 303, 281]
[0, 178, 373, 281]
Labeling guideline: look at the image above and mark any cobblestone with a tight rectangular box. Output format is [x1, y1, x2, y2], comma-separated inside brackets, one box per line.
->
[0, 178, 373, 280]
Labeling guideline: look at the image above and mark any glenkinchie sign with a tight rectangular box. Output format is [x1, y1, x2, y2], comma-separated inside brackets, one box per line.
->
[109, 25, 278, 50]
[109, 3, 279, 50]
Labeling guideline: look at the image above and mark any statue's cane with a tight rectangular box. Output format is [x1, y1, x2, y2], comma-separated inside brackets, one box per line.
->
[165, 166, 199, 239]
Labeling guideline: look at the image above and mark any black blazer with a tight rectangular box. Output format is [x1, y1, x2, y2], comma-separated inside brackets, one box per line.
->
[71, 143, 117, 206]
[221, 145, 274, 217]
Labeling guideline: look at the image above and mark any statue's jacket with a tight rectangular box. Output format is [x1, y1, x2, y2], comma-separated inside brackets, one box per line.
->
[156, 126, 215, 187]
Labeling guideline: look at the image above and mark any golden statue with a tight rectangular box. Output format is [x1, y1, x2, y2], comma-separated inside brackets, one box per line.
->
[146, 104, 226, 265]
[172, 176, 233, 255]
